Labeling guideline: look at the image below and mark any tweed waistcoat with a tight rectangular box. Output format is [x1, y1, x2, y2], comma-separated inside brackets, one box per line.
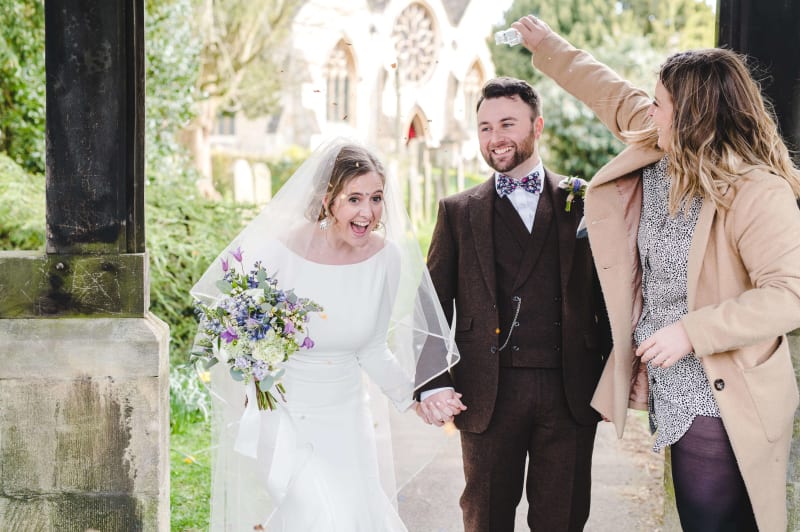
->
[494, 184, 562, 367]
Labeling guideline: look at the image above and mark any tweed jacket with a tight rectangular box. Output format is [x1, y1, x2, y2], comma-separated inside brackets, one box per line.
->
[532, 32, 800, 531]
[425, 170, 609, 433]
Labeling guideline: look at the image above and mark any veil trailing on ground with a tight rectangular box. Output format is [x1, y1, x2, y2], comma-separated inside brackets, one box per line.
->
[190, 136, 460, 529]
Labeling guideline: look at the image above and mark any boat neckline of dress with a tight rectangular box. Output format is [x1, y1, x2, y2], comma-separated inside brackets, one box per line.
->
[276, 238, 388, 267]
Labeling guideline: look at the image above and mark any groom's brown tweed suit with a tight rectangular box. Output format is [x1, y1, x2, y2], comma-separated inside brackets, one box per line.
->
[422, 172, 610, 532]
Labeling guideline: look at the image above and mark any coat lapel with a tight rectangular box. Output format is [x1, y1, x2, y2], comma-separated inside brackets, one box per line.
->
[469, 179, 498, 303]
[589, 144, 663, 189]
[686, 199, 715, 311]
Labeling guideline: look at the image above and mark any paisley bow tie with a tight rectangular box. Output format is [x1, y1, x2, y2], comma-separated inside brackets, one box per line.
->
[495, 172, 542, 197]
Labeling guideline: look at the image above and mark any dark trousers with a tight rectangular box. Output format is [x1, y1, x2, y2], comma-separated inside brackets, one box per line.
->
[459, 367, 597, 532]
[671, 415, 758, 532]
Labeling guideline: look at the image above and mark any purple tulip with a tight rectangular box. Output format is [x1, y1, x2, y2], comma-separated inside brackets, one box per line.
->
[221, 258, 229, 272]
[220, 326, 238, 343]
[283, 320, 295, 335]
[301, 336, 314, 349]
[231, 246, 244, 263]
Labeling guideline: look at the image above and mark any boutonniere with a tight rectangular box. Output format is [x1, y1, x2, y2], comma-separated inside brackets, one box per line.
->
[557, 176, 588, 212]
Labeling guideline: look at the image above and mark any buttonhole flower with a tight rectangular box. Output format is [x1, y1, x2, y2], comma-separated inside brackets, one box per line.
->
[557, 176, 588, 212]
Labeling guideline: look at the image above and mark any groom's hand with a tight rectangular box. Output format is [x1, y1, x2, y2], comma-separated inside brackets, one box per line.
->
[418, 390, 467, 426]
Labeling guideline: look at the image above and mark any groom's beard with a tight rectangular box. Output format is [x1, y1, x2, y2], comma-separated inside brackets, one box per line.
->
[483, 128, 536, 174]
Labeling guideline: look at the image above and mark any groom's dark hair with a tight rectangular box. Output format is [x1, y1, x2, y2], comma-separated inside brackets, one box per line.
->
[477, 76, 541, 120]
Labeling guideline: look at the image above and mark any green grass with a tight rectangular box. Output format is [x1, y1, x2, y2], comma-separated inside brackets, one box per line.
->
[170, 420, 212, 531]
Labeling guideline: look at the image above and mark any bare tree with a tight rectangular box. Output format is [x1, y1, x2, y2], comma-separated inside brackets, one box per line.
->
[187, 0, 300, 197]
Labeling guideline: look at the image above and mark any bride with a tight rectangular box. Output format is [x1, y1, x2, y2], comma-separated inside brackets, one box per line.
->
[191, 138, 461, 531]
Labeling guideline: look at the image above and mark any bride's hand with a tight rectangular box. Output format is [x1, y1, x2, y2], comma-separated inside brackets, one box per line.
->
[418, 390, 467, 426]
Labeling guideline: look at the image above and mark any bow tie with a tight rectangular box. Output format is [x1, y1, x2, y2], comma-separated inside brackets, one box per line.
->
[496, 172, 542, 197]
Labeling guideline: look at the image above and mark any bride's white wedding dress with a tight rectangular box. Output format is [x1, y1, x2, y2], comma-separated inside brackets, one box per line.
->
[216, 239, 413, 531]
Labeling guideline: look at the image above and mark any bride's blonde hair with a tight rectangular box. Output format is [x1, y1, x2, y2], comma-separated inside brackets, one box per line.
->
[629, 48, 800, 214]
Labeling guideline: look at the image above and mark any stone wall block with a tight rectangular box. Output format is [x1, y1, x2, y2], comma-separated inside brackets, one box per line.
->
[788, 330, 800, 531]
[0, 315, 169, 531]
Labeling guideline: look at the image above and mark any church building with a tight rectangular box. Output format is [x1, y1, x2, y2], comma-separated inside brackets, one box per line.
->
[211, 0, 501, 218]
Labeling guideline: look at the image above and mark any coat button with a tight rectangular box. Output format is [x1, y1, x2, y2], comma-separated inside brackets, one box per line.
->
[713, 379, 725, 391]
[490, 346, 498, 354]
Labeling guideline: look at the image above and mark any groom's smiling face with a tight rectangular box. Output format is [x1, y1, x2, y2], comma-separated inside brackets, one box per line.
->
[477, 95, 543, 179]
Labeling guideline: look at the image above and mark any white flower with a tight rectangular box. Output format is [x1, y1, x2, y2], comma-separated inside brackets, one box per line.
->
[244, 288, 266, 304]
[252, 329, 285, 366]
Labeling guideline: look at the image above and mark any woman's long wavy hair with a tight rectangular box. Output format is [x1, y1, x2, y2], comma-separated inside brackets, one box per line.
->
[631, 48, 800, 213]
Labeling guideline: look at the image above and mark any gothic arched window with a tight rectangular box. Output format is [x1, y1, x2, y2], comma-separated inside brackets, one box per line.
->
[325, 41, 355, 124]
[463, 63, 484, 131]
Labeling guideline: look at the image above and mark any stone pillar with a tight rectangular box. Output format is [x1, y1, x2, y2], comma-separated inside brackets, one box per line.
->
[789, 332, 800, 530]
[0, 317, 169, 530]
[0, 1, 169, 530]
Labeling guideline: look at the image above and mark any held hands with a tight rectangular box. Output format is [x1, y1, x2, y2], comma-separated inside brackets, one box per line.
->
[635, 321, 694, 368]
[415, 390, 467, 427]
[511, 14, 553, 52]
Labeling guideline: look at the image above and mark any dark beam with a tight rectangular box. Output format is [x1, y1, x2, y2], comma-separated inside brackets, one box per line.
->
[717, 0, 800, 163]
[44, 0, 145, 254]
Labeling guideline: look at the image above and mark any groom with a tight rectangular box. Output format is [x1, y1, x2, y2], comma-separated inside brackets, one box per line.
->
[418, 77, 610, 531]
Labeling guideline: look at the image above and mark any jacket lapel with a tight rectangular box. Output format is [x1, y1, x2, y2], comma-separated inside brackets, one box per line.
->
[469, 179, 498, 302]
[549, 171, 579, 295]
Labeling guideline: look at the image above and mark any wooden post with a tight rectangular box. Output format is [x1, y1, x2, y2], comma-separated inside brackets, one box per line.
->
[1, 0, 148, 317]
[717, 4, 800, 529]
[717, 0, 800, 161]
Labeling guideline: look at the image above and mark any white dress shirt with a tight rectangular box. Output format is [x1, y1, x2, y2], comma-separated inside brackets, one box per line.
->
[496, 161, 545, 233]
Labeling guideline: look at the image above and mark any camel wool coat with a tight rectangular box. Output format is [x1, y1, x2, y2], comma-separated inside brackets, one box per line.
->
[533, 32, 800, 531]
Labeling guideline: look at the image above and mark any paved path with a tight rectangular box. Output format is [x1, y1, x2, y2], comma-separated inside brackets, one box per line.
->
[397, 411, 665, 532]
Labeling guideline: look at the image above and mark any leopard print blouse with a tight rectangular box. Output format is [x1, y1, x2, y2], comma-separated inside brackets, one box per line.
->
[633, 156, 721, 452]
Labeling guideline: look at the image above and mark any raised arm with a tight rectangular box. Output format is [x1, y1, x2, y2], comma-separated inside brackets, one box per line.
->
[512, 15, 652, 141]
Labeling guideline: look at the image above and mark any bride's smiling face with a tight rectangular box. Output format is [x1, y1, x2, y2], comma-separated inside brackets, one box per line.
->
[327, 171, 384, 246]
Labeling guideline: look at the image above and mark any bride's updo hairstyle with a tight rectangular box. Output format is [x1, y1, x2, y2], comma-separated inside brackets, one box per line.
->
[306, 144, 386, 223]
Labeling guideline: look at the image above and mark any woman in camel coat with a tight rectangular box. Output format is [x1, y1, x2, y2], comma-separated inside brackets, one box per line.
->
[514, 15, 800, 532]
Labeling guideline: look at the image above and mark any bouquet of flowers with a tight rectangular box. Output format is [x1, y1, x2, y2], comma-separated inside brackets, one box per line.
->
[192, 246, 323, 410]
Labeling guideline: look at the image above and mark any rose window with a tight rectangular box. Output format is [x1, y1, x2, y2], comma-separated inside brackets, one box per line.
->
[391, 3, 438, 83]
